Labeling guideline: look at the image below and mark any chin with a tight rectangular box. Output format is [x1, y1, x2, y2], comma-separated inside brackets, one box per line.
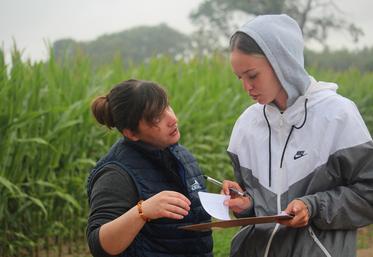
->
[257, 99, 270, 105]
[173, 135, 180, 144]
[171, 134, 180, 145]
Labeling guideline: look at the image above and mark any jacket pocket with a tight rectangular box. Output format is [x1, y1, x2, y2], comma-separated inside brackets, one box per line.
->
[308, 226, 332, 257]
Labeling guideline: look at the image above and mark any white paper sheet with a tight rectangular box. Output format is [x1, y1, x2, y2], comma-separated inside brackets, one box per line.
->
[198, 191, 231, 220]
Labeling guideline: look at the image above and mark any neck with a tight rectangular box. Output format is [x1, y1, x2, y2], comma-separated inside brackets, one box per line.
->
[274, 89, 288, 111]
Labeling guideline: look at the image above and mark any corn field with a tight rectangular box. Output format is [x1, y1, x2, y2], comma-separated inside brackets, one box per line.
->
[0, 48, 373, 257]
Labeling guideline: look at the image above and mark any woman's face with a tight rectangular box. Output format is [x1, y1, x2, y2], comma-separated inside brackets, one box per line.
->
[230, 50, 287, 109]
[128, 106, 180, 149]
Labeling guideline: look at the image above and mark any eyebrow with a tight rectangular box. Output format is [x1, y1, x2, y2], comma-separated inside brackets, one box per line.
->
[235, 68, 256, 78]
[242, 68, 256, 74]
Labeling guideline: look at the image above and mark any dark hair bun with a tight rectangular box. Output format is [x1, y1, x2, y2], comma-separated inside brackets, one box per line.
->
[91, 96, 115, 129]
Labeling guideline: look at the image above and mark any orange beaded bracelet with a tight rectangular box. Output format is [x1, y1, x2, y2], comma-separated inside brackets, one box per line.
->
[137, 200, 150, 222]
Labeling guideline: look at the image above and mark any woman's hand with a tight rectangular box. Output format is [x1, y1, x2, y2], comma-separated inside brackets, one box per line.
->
[141, 191, 191, 220]
[221, 180, 252, 214]
[278, 199, 309, 228]
[99, 191, 190, 254]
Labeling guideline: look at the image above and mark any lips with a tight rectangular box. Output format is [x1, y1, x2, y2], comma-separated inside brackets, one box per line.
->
[170, 126, 179, 136]
[250, 94, 259, 100]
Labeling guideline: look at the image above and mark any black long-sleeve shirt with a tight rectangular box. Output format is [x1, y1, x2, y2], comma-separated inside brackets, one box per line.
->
[87, 164, 138, 257]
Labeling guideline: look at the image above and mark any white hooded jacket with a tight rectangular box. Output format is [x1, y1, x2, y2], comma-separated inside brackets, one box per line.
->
[228, 14, 373, 257]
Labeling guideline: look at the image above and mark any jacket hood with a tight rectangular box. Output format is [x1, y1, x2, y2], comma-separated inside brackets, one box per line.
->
[237, 14, 311, 107]
[265, 77, 339, 128]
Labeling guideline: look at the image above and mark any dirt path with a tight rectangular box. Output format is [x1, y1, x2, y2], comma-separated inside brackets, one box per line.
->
[357, 248, 373, 257]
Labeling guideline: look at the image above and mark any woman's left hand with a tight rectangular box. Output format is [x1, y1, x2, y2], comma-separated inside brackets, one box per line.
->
[277, 199, 309, 228]
[221, 180, 252, 214]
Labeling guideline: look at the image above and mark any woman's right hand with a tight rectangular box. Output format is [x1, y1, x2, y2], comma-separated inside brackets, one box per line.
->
[141, 191, 191, 220]
[222, 180, 252, 214]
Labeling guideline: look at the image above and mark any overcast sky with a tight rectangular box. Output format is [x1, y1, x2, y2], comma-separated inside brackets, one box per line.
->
[1, 0, 372, 62]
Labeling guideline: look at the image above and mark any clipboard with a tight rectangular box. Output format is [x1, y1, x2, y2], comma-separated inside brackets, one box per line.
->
[179, 214, 293, 231]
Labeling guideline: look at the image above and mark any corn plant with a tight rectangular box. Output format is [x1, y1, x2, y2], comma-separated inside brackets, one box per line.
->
[0, 47, 372, 256]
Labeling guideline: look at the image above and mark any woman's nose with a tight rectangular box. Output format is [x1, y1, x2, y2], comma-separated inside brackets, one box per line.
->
[243, 79, 253, 91]
[166, 108, 178, 126]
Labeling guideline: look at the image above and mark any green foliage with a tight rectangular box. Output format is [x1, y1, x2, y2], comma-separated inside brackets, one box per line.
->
[305, 47, 373, 72]
[213, 227, 239, 257]
[189, 0, 363, 47]
[1, 48, 373, 256]
[52, 22, 373, 73]
[53, 24, 191, 67]
[358, 225, 373, 249]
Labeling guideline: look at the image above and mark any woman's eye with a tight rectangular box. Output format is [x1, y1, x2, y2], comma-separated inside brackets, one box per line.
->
[153, 117, 161, 124]
[249, 74, 257, 80]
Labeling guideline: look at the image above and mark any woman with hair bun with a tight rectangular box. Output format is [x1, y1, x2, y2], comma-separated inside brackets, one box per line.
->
[86, 79, 213, 257]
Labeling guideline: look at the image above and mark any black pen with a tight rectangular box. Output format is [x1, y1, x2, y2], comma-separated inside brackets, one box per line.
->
[203, 175, 249, 197]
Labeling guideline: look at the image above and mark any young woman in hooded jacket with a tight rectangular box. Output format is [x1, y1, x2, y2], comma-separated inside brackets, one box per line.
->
[222, 14, 373, 257]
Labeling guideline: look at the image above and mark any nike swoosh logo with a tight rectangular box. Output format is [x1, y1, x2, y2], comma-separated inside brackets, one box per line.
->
[294, 151, 307, 160]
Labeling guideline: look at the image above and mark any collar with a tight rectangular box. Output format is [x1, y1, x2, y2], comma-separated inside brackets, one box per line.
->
[265, 95, 308, 129]
[123, 138, 179, 159]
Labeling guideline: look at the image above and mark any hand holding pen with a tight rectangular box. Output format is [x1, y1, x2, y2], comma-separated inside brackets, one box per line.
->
[204, 175, 248, 196]
[204, 175, 252, 214]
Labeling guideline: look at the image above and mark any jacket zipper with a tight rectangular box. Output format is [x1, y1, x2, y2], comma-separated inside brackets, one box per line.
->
[262, 101, 309, 257]
[264, 115, 286, 257]
[263, 187, 282, 257]
[308, 227, 332, 257]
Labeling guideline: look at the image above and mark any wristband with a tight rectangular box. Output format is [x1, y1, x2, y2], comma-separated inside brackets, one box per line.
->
[137, 200, 151, 222]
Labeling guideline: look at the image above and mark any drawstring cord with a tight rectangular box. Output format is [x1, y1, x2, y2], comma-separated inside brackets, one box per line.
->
[280, 99, 308, 168]
[263, 105, 272, 187]
[263, 98, 308, 187]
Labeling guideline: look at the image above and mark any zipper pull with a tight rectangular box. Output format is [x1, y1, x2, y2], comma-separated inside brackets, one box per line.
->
[279, 116, 284, 127]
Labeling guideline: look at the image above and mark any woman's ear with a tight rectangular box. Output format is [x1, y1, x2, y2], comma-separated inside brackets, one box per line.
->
[122, 129, 140, 141]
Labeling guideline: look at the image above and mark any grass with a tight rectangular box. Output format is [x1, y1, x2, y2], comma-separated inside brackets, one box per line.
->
[358, 225, 373, 249]
[213, 228, 240, 257]
[1, 48, 373, 256]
